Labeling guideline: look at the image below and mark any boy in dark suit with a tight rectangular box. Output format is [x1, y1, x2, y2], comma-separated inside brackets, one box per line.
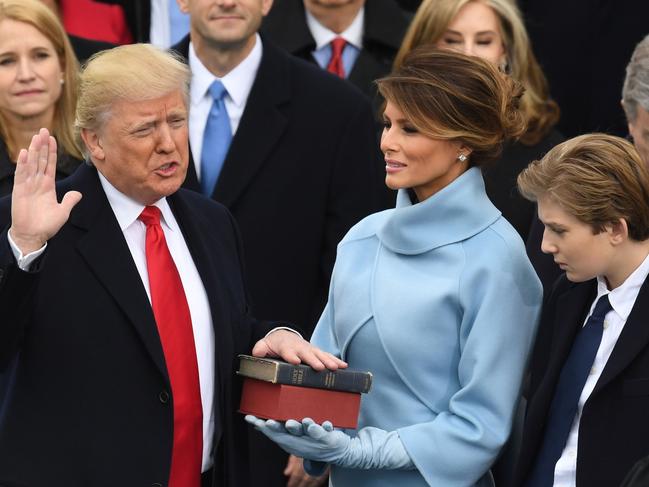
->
[513, 133, 649, 487]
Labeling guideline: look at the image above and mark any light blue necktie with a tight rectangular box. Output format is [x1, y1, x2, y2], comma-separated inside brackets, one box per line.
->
[201, 80, 231, 196]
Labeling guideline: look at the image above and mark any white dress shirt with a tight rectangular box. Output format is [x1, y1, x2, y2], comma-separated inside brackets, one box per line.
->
[149, 0, 171, 48]
[553, 251, 649, 486]
[305, 7, 363, 77]
[10, 174, 217, 473]
[188, 34, 262, 180]
[150, 0, 190, 48]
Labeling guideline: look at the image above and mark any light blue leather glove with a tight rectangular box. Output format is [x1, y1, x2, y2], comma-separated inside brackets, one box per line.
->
[245, 415, 415, 470]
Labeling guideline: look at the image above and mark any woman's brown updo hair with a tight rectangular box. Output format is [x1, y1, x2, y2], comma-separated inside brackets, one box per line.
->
[377, 46, 525, 168]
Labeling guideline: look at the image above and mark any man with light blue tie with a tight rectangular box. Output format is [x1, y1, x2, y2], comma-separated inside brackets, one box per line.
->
[171, 1, 386, 484]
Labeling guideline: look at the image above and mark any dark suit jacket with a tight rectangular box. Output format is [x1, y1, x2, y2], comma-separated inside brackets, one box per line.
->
[514, 275, 649, 487]
[0, 164, 276, 487]
[173, 36, 386, 337]
[620, 455, 649, 487]
[260, 0, 409, 114]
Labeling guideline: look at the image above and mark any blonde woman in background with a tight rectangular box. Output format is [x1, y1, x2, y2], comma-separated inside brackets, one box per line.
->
[0, 0, 82, 197]
[395, 0, 562, 239]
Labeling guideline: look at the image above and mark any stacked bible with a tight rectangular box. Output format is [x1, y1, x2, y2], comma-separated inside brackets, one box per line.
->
[237, 354, 372, 428]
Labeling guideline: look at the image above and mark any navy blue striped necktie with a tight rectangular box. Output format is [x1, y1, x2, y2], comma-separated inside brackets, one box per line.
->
[525, 294, 613, 487]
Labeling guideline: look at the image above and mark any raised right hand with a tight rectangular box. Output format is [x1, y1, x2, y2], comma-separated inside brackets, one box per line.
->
[9, 128, 82, 254]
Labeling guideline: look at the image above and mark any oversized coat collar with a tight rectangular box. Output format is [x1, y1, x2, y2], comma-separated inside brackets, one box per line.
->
[377, 167, 501, 255]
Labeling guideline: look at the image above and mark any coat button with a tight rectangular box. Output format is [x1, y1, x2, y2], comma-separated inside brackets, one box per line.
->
[158, 390, 170, 404]
[151, 483, 163, 487]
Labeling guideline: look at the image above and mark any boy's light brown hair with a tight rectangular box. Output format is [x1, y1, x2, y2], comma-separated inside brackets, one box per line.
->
[517, 133, 649, 241]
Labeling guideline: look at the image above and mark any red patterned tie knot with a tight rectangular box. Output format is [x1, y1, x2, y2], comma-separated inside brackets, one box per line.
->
[331, 37, 346, 56]
[327, 37, 347, 78]
[139, 206, 161, 226]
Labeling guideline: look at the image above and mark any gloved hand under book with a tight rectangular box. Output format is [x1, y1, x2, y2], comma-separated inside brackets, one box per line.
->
[245, 415, 414, 471]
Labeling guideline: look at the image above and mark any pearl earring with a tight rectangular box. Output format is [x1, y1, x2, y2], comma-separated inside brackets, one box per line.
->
[60, 78, 64, 85]
[458, 153, 467, 162]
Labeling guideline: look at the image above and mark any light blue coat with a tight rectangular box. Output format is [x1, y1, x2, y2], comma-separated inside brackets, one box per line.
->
[311, 168, 542, 487]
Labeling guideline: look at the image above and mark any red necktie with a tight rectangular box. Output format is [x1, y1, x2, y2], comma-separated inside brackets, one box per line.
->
[327, 37, 347, 78]
[139, 206, 202, 487]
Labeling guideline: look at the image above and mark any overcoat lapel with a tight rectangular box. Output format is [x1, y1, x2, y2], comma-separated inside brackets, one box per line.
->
[210, 43, 290, 207]
[594, 276, 649, 393]
[527, 282, 596, 430]
[167, 193, 234, 380]
[68, 165, 168, 381]
[167, 191, 232, 445]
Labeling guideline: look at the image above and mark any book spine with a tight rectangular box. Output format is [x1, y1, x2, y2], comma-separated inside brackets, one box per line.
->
[273, 363, 371, 394]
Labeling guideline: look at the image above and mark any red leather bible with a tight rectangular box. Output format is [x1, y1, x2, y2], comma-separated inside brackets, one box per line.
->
[239, 378, 362, 428]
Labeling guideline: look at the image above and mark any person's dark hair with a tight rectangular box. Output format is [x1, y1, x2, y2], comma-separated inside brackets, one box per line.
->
[377, 46, 525, 167]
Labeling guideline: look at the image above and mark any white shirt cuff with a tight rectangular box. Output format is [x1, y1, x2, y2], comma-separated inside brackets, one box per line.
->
[265, 326, 303, 340]
[8, 231, 47, 271]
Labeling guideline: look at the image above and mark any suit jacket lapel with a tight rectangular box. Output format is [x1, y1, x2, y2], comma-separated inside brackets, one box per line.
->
[263, 1, 315, 56]
[518, 281, 596, 475]
[211, 42, 290, 207]
[594, 275, 649, 393]
[167, 191, 233, 446]
[167, 192, 233, 380]
[529, 282, 596, 423]
[69, 165, 168, 381]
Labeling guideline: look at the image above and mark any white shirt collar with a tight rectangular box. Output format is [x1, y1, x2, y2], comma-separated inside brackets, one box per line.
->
[97, 170, 177, 233]
[305, 6, 364, 50]
[596, 250, 649, 321]
[188, 33, 262, 110]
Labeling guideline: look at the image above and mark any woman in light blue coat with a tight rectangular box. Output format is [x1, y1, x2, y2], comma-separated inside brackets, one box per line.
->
[248, 47, 543, 487]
